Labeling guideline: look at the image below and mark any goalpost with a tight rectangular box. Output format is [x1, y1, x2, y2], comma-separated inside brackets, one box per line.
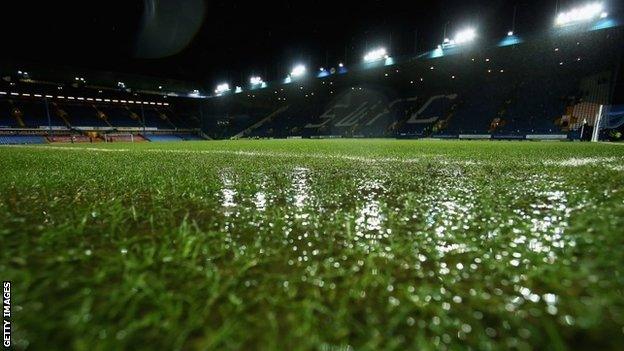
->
[589, 104, 624, 142]
[591, 105, 604, 143]
[104, 133, 135, 143]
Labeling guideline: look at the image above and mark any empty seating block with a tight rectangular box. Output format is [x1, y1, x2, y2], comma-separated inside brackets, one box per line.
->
[0, 135, 47, 144]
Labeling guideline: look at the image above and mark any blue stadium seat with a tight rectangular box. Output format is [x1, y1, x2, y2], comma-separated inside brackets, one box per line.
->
[0, 135, 47, 144]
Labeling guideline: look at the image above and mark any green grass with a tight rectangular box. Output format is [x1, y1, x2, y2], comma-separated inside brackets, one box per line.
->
[1, 139, 624, 350]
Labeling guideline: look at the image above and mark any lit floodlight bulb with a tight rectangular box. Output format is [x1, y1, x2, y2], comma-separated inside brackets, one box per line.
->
[250, 76, 263, 85]
[291, 65, 306, 77]
[338, 62, 344, 67]
[507, 31, 514, 36]
[214, 83, 230, 94]
[363, 48, 388, 62]
[454, 28, 477, 44]
[555, 2, 605, 26]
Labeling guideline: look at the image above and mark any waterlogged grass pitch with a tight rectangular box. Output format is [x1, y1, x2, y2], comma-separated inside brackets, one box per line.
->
[1, 139, 624, 350]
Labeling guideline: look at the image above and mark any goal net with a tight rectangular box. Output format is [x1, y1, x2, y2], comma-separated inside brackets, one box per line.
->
[104, 133, 136, 143]
[593, 105, 624, 142]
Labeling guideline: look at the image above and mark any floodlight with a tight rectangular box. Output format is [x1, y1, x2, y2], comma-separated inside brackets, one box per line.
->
[507, 31, 514, 36]
[454, 28, 477, 44]
[555, 2, 605, 26]
[290, 65, 306, 77]
[363, 48, 388, 62]
[338, 63, 344, 68]
[250, 76, 264, 85]
[214, 83, 230, 94]
[318, 67, 330, 78]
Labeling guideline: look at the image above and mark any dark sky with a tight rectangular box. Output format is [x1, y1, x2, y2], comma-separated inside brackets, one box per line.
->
[1, 0, 608, 85]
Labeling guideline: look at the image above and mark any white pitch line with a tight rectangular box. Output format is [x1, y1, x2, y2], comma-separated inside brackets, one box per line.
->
[4, 144, 624, 169]
[143, 148, 432, 164]
[544, 157, 619, 167]
[1, 144, 434, 164]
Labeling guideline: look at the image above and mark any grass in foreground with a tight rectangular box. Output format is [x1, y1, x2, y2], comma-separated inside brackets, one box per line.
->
[1, 139, 624, 350]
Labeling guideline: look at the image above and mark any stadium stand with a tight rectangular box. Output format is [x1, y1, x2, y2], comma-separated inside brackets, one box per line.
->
[98, 106, 143, 128]
[0, 135, 47, 145]
[1, 25, 622, 142]
[46, 135, 93, 143]
[144, 134, 184, 142]
[198, 25, 623, 140]
[0, 93, 205, 142]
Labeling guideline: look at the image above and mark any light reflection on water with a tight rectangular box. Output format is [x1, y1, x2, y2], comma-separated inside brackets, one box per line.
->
[219, 171, 237, 214]
[422, 176, 477, 257]
[354, 179, 389, 252]
[516, 179, 574, 265]
[291, 167, 310, 210]
[213, 165, 580, 320]
[253, 179, 268, 212]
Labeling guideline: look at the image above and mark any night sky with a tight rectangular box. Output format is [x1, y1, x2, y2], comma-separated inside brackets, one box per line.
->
[1, 0, 615, 85]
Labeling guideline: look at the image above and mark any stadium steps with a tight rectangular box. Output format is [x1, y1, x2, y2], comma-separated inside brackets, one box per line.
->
[233, 105, 290, 138]
[143, 108, 177, 129]
[97, 106, 143, 128]
[198, 131, 212, 140]
[156, 109, 178, 129]
[8, 101, 26, 128]
[51, 103, 73, 128]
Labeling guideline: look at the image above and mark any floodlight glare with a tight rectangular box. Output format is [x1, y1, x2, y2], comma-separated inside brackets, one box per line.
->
[363, 48, 388, 62]
[454, 28, 477, 44]
[250, 76, 263, 85]
[290, 65, 306, 77]
[215, 83, 230, 94]
[555, 2, 605, 26]
[507, 31, 514, 36]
